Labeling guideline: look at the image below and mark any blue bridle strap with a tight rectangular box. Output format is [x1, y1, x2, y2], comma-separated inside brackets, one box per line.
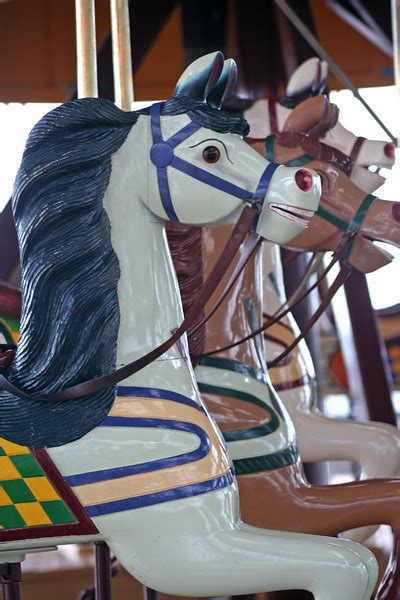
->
[150, 102, 280, 222]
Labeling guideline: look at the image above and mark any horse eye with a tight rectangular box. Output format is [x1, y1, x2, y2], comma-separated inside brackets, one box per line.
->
[202, 146, 221, 163]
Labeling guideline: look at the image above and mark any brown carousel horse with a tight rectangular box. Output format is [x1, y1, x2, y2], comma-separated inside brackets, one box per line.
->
[256, 96, 400, 540]
[166, 100, 400, 599]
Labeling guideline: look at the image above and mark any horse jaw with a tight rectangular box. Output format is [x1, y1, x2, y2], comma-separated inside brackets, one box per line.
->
[348, 235, 394, 273]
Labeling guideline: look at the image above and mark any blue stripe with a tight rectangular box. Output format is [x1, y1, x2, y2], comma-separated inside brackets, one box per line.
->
[157, 166, 180, 221]
[171, 155, 251, 201]
[115, 386, 204, 412]
[85, 470, 234, 516]
[65, 418, 210, 486]
[168, 122, 201, 148]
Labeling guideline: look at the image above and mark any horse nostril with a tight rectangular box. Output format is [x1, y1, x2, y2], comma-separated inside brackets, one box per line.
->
[393, 204, 400, 223]
[384, 143, 395, 159]
[295, 169, 313, 192]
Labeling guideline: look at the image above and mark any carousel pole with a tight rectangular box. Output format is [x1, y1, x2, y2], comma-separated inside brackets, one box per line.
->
[1, 561, 21, 600]
[110, 0, 134, 110]
[109, 4, 156, 600]
[76, 3, 113, 599]
[75, 0, 98, 98]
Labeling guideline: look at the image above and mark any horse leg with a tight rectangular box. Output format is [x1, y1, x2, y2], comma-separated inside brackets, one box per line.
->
[287, 405, 400, 542]
[94, 489, 377, 599]
[289, 406, 400, 479]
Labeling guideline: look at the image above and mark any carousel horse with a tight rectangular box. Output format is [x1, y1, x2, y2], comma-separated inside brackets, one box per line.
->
[230, 56, 396, 178]
[259, 96, 400, 496]
[0, 52, 378, 599]
[243, 96, 400, 547]
[168, 228, 400, 597]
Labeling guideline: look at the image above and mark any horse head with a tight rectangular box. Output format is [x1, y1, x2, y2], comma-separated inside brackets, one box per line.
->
[284, 57, 396, 169]
[144, 52, 321, 245]
[264, 102, 400, 272]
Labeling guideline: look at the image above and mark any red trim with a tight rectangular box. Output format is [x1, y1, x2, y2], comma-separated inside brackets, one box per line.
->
[349, 137, 366, 163]
[0, 284, 21, 319]
[0, 449, 98, 542]
[273, 375, 311, 392]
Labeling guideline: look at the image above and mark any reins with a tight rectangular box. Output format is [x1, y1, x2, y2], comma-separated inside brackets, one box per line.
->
[194, 228, 357, 364]
[0, 205, 260, 402]
[0, 101, 282, 403]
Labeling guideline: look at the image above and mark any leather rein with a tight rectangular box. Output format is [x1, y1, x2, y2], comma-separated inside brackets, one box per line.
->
[0, 101, 280, 403]
[196, 134, 377, 367]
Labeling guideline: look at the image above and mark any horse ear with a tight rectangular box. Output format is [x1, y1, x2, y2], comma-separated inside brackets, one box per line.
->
[173, 52, 224, 101]
[317, 60, 329, 93]
[286, 57, 322, 97]
[207, 59, 238, 108]
[282, 96, 331, 135]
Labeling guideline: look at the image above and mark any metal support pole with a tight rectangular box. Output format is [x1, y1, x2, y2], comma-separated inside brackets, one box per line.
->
[95, 542, 112, 600]
[110, 0, 134, 110]
[343, 269, 396, 425]
[1, 562, 21, 600]
[274, 0, 397, 143]
[143, 588, 158, 600]
[75, 0, 98, 98]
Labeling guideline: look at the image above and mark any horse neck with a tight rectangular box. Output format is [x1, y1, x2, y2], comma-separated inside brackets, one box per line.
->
[262, 242, 287, 316]
[103, 117, 195, 395]
[202, 226, 264, 371]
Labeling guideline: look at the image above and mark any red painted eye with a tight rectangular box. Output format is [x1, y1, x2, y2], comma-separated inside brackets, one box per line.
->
[203, 146, 221, 163]
[295, 169, 313, 192]
[384, 143, 395, 159]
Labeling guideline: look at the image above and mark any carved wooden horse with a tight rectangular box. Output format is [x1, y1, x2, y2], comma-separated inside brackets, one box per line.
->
[243, 97, 400, 549]
[238, 56, 396, 174]
[167, 219, 400, 598]
[0, 53, 377, 599]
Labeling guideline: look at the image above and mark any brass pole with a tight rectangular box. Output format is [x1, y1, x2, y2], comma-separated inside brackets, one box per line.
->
[110, 0, 134, 110]
[75, 0, 98, 98]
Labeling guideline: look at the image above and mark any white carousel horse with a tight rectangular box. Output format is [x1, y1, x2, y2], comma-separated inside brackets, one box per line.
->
[0, 52, 377, 599]
[243, 56, 396, 176]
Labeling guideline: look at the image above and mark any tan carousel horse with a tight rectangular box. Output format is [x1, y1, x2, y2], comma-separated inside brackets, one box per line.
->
[254, 97, 400, 544]
[167, 98, 400, 599]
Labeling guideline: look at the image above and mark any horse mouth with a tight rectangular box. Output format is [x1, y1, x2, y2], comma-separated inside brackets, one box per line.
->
[268, 203, 314, 228]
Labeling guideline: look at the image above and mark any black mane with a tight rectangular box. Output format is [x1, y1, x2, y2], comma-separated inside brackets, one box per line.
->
[0, 96, 248, 448]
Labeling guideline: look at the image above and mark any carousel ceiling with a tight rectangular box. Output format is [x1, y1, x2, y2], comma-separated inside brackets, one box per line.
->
[0, 0, 396, 280]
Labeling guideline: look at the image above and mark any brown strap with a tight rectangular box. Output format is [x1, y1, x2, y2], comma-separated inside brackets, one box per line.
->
[196, 230, 357, 358]
[349, 136, 366, 163]
[267, 264, 352, 368]
[0, 205, 259, 403]
[189, 236, 262, 338]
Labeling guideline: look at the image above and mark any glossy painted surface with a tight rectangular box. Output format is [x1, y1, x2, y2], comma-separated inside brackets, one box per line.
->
[245, 56, 396, 169]
[250, 100, 400, 543]
[195, 225, 400, 571]
[2, 53, 378, 599]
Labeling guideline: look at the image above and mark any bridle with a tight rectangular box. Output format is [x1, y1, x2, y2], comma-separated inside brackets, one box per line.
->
[0, 101, 281, 403]
[195, 134, 378, 366]
[149, 102, 279, 222]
